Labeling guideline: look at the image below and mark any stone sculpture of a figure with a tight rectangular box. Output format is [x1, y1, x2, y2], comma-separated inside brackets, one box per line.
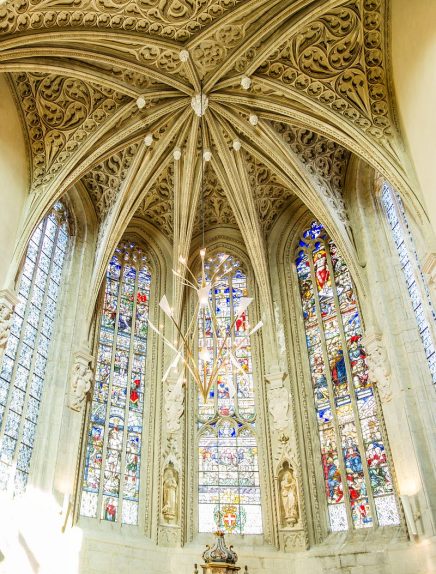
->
[280, 465, 298, 527]
[162, 466, 178, 523]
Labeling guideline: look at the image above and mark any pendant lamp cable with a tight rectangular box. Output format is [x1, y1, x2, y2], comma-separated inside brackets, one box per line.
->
[200, 82, 205, 251]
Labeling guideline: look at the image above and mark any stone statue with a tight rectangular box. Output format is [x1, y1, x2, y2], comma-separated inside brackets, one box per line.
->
[279, 465, 298, 528]
[70, 359, 93, 411]
[162, 466, 178, 523]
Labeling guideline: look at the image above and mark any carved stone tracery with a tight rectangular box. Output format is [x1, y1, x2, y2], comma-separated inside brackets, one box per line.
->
[11, 72, 128, 190]
[81, 142, 140, 221]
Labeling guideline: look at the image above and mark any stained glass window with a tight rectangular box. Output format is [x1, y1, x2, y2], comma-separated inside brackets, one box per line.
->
[0, 202, 69, 495]
[80, 243, 151, 525]
[295, 221, 400, 531]
[381, 183, 436, 387]
[198, 255, 262, 535]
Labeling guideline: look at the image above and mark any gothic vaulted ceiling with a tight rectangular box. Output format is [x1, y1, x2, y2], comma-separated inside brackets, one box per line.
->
[1, 0, 400, 296]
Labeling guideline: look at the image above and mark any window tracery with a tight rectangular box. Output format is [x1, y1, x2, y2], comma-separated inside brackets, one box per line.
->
[381, 183, 436, 388]
[0, 202, 69, 495]
[295, 221, 400, 531]
[197, 254, 262, 535]
[80, 242, 151, 525]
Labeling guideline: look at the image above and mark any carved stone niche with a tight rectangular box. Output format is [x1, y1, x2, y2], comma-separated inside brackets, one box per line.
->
[277, 460, 299, 529]
[162, 462, 179, 525]
[0, 288, 19, 352]
[69, 349, 94, 412]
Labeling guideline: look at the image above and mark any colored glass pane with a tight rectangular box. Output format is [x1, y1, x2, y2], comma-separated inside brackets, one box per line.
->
[295, 221, 400, 531]
[198, 255, 262, 534]
[80, 244, 151, 525]
[0, 203, 68, 495]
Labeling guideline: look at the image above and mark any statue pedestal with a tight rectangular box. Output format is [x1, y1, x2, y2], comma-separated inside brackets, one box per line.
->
[200, 564, 240, 574]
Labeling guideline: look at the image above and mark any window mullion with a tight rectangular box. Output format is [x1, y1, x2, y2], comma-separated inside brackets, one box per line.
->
[118, 266, 139, 524]
[9, 223, 62, 485]
[324, 242, 378, 528]
[97, 264, 124, 521]
[0, 218, 48, 444]
[307, 244, 353, 530]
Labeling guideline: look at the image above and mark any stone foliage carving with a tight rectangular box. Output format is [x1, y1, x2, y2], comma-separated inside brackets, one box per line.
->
[11, 72, 128, 189]
[257, 1, 393, 140]
[81, 142, 140, 220]
[193, 163, 236, 234]
[266, 372, 291, 431]
[0, 290, 19, 352]
[243, 151, 294, 235]
[364, 332, 392, 402]
[137, 163, 174, 238]
[164, 374, 185, 435]
[0, 305, 13, 349]
[69, 351, 94, 412]
[279, 461, 299, 528]
[0, 0, 244, 41]
[269, 121, 350, 223]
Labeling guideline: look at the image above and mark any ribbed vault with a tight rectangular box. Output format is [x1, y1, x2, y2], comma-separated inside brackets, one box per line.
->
[1, 0, 406, 340]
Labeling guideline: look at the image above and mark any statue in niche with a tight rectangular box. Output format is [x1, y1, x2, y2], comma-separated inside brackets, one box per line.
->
[162, 464, 178, 524]
[279, 462, 299, 528]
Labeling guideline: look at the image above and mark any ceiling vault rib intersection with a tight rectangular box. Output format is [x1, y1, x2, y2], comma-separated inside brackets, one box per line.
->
[1, 0, 414, 321]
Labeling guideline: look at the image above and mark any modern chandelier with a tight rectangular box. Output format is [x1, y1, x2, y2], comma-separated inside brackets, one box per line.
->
[148, 86, 263, 403]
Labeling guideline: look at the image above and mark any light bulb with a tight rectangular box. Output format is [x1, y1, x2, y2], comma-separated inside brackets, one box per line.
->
[200, 248, 206, 258]
[173, 147, 182, 160]
[249, 113, 258, 126]
[198, 285, 210, 308]
[233, 139, 241, 151]
[241, 75, 252, 90]
[144, 133, 153, 146]
[179, 50, 189, 62]
[203, 149, 212, 162]
[136, 96, 146, 109]
[199, 347, 211, 362]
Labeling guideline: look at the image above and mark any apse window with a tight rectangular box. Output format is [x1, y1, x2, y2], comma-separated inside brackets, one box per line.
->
[0, 202, 69, 495]
[80, 243, 151, 525]
[295, 221, 400, 531]
[197, 254, 262, 535]
[381, 182, 436, 388]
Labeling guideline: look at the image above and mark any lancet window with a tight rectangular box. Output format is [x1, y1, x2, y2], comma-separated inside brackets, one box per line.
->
[197, 255, 262, 535]
[381, 183, 436, 387]
[295, 221, 400, 531]
[0, 202, 69, 495]
[80, 242, 151, 525]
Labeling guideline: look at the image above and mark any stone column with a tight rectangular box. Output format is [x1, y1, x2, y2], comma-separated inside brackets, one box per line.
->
[265, 369, 306, 551]
[158, 367, 185, 546]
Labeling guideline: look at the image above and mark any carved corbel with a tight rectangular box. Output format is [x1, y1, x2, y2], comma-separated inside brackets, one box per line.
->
[69, 349, 94, 412]
[265, 371, 290, 431]
[0, 289, 19, 352]
[363, 332, 392, 402]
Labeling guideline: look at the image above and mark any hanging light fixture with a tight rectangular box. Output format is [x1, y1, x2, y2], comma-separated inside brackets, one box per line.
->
[148, 84, 263, 402]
